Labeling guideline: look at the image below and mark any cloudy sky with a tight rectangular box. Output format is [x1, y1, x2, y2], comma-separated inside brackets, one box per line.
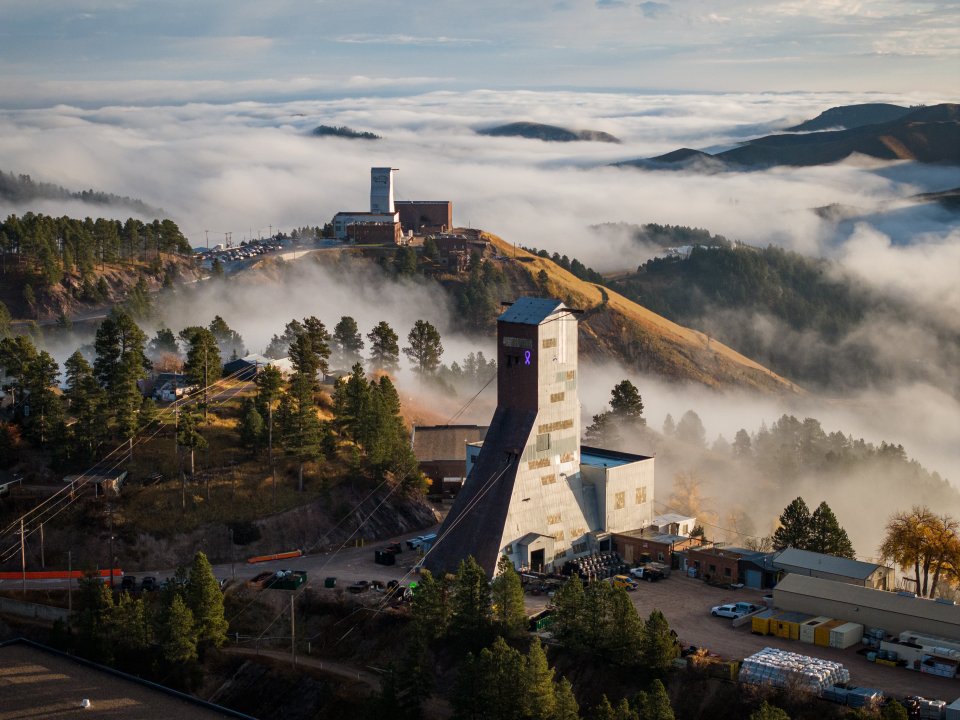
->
[1, 0, 958, 106]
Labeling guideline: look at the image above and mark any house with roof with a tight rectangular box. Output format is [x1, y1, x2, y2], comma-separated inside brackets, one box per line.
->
[611, 528, 707, 569]
[411, 424, 488, 495]
[423, 297, 656, 577]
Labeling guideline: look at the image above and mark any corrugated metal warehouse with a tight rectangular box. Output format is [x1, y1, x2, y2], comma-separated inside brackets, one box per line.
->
[774, 574, 960, 639]
[773, 547, 895, 590]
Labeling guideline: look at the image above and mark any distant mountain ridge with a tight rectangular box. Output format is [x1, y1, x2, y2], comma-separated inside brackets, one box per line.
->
[785, 103, 913, 132]
[478, 121, 621, 143]
[617, 103, 960, 170]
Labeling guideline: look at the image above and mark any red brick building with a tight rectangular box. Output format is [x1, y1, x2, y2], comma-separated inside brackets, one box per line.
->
[612, 530, 707, 569]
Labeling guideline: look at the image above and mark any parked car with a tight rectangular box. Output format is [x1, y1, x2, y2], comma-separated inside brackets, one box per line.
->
[120, 575, 137, 591]
[610, 574, 639, 591]
[710, 602, 760, 618]
[140, 576, 158, 592]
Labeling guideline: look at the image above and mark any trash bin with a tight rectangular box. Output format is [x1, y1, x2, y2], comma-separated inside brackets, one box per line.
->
[324, 577, 336, 588]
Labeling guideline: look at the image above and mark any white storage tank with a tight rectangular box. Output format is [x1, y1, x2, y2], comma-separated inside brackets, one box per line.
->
[830, 622, 864, 649]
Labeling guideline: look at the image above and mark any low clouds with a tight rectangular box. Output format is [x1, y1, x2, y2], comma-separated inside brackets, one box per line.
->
[0, 89, 957, 484]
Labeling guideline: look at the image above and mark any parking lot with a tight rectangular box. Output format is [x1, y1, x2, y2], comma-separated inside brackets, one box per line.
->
[314, 537, 960, 701]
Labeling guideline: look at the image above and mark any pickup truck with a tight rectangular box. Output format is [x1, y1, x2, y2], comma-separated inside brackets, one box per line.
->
[630, 566, 665, 582]
[710, 602, 760, 619]
[406, 533, 437, 550]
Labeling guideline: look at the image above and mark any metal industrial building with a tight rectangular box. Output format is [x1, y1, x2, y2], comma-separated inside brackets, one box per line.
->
[332, 168, 452, 242]
[423, 297, 655, 576]
[773, 547, 896, 590]
[774, 574, 960, 638]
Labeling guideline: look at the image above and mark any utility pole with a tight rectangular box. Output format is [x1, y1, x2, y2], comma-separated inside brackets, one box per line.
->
[40, 522, 44, 569]
[108, 506, 115, 591]
[20, 518, 26, 597]
[68, 550, 73, 615]
[229, 527, 235, 580]
[203, 342, 208, 420]
[204, 229, 209, 249]
[290, 595, 296, 667]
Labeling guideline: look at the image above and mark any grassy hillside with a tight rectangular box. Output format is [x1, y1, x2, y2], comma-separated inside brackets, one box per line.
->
[482, 234, 799, 393]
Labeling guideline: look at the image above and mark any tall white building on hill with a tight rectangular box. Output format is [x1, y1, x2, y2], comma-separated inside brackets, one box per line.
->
[424, 297, 655, 576]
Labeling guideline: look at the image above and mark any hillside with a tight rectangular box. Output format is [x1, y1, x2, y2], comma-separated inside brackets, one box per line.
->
[477, 122, 621, 143]
[784, 103, 912, 132]
[480, 234, 800, 393]
[617, 103, 960, 169]
[608, 242, 960, 394]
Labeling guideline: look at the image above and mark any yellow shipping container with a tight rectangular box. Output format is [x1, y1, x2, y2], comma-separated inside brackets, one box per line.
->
[815, 619, 844, 646]
[752, 610, 777, 635]
[771, 612, 814, 640]
[800, 616, 833, 643]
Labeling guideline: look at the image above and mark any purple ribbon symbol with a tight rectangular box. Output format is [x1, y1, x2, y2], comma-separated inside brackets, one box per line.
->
[524, 350, 531, 365]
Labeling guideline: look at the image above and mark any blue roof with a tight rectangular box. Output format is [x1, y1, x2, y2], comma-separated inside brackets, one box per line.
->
[499, 297, 565, 325]
[580, 450, 632, 468]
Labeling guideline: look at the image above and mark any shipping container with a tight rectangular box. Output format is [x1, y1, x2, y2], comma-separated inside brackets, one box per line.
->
[772, 611, 814, 641]
[800, 616, 833, 644]
[830, 622, 864, 649]
[816, 619, 845, 647]
[944, 697, 960, 720]
[752, 609, 777, 635]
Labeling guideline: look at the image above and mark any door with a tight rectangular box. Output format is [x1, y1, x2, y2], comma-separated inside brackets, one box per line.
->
[531, 549, 545, 573]
[746, 569, 762, 589]
[623, 545, 634, 564]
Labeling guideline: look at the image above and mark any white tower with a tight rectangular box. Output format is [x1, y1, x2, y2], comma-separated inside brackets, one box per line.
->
[370, 167, 396, 214]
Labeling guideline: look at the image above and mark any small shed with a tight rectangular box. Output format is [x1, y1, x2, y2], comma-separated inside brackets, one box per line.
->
[412, 424, 488, 495]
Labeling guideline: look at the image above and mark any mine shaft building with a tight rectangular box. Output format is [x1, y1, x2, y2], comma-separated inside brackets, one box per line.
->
[423, 297, 655, 577]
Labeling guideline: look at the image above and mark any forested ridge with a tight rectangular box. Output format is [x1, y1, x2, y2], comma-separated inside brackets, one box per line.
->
[0, 169, 162, 215]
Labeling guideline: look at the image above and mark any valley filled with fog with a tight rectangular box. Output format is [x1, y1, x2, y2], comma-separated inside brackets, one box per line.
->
[2, 89, 958, 555]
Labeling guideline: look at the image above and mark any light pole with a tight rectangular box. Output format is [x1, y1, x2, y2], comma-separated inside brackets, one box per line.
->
[229, 527, 236, 580]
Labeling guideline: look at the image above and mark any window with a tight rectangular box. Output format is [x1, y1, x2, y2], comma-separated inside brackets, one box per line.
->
[540, 474, 557, 486]
[572, 542, 588, 554]
[658, 552, 665, 562]
[536, 434, 551, 452]
[554, 530, 565, 541]
[560, 452, 575, 463]
[615, 492, 625, 510]
[546, 513, 562, 525]
[550, 392, 565, 403]
[724, 567, 732, 577]
[554, 550, 568, 560]
[503, 545, 513, 554]
[635, 487, 647, 504]
[503, 336, 532, 349]
[542, 338, 557, 349]
[709, 564, 717, 573]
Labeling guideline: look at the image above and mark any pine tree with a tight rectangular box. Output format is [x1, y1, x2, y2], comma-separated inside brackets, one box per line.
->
[94, 308, 149, 446]
[161, 594, 199, 663]
[580, 580, 615, 653]
[637, 679, 675, 720]
[367, 320, 401, 373]
[675, 409, 706, 447]
[552, 677, 580, 720]
[809, 501, 855, 558]
[612, 699, 638, 720]
[584, 411, 620, 447]
[284, 332, 324, 490]
[605, 588, 644, 666]
[880, 701, 908, 720]
[522, 637, 557, 720]
[732, 429, 752, 458]
[772, 496, 812, 551]
[0, 300, 11, 339]
[491, 555, 527, 639]
[302, 316, 331, 374]
[111, 592, 151, 652]
[552, 573, 586, 651]
[176, 409, 206, 476]
[208, 315, 245, 358]
[22, 349, 63, 445]
[181, 326, 221, 419]
[238, 398, 266, 452]
[609, 380, 645, 427]
[748, 701, 790, 720]
[186, 551, 228, 648]
[451, 556, 492, 648]
[641, 610, 679, 674]
[411, 568, 452, 640]
[590, 696, 615, 720]
[333, 315, 364, 368]
[404, 319, 443, 376]
[662, 414, 675, 436]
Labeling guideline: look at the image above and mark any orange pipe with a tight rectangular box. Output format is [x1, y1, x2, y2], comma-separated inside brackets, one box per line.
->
[246, 550, 302, 564]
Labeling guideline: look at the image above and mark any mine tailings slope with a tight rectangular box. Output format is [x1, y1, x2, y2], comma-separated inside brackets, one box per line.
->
[486, 234, 801, 394]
